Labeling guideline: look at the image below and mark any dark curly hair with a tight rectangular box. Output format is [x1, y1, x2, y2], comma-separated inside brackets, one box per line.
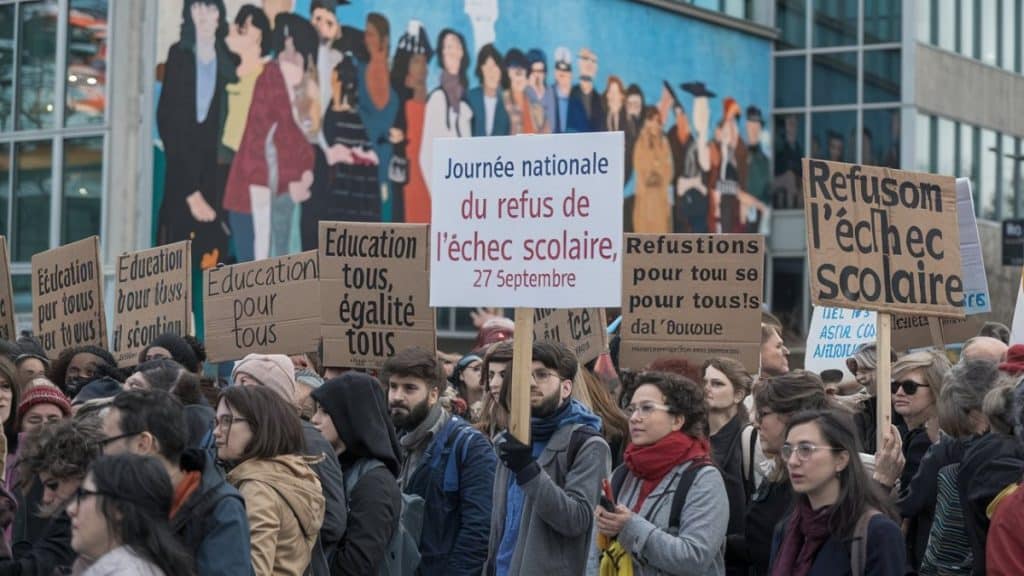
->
[631, 371, 708, 439]
[19, 417, 103, 515]
[48, 345, 120, 395]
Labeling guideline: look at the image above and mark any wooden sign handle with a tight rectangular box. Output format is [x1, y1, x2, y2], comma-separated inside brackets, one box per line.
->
[876, 312, 892, 453]
[509, 307, 534, 445]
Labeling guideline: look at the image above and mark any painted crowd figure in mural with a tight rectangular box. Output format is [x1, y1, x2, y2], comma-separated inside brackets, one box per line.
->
[154, 0, 772, 283]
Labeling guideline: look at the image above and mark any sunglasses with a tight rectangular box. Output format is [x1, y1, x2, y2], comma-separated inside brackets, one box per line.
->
[892, 380, 929, 395]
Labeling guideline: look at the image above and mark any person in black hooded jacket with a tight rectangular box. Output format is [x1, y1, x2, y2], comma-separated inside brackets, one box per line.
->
[311, 373, 402, 576]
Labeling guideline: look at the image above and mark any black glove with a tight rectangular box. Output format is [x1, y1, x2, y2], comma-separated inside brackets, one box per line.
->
[498, 434, 540, 484]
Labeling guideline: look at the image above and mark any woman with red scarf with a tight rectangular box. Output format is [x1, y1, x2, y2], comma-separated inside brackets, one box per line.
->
[769, 410, 904, 576]
[594, 371, 728, 575]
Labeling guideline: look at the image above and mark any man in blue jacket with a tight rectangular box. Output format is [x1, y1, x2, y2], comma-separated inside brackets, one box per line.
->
[384, 347, 497, 576]
[99, 389, 254, 576]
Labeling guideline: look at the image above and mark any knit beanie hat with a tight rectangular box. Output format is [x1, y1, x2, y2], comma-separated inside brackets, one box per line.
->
[999, 344, 1024, 375]
[72, 377, 123, 406]
[450, 354, 482, 386]
[295, 368, 324, 390]
[141, 333, 200, 373]
[231, 354, 297, 406]
[17, 384, 71, 426]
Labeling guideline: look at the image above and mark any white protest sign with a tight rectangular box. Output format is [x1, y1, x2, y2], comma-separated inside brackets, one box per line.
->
[429, 133, 624, 308]
[804, 306, 877, 377]
[957, 178, 990, 315]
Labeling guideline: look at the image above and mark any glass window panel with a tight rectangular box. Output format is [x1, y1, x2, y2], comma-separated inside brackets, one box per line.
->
[723, 0, 746, 19]
[915, 113, 931, 172]
[862, 108, 899, 167]
[982, 0, 998, 65]
[0, 6, 14, 132]
[66, 0, 108, 126]
[813, 0, 857, 47]
[435, 307, 451, 331]
[959, 122, 976, 183]
[62, 136, 102, 243]
[770, 257, 805, 341]
[17, 1, 58, 131]
[773, 113, 805, 209]
[774, 55, 805, 108]
[863, 49, 901, 103]
[777, 0, 807, 50]
[936, 117, 955, 176]
[917, 0, 931, 43]
[980, 129, 998, 220]
[812, 51, 856, 105]
[454, 307, 476, 333]
[1002, 134, 1016, 218]
[1004, 0, 1017, 72]
[960, 0, 975, 58]
[0, 144, 8, 236]
[864, 0, 901, 43]
[12, 140, 51, 262]
[811, 110, 856, 163]
[938, 0, 955, 51]
[11, 275, 30, 315]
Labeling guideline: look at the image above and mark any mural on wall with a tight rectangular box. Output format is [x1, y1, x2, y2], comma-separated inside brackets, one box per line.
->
[153, 0, 773, 272]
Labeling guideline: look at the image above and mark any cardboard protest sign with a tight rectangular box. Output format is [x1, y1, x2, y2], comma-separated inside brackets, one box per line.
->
[621, 234, 764, 373]
[31, 236, 106, 358]
[804, 306, 877, 377]
[0, 237, 15, 341]
[319, 222, 435, 369]
[204, 251, 319, 362]
[533, 308, 608, 365]
[956, 178, 990, 315]
[429, 133, 624, 308]
[802, 159, 965, 318]
[891, 314, 983, 351]
[111, 241, 191, 367]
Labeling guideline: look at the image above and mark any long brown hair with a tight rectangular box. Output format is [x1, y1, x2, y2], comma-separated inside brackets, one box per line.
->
[702, 357, 752, 423]
[579, 365, 628, 444]
[218, 385, 305, 463]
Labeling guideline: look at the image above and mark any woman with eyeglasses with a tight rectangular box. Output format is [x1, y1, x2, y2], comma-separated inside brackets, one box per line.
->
[735, 370, 833, 576]
[66, 453, 194, 575]
[769, 410, 904, 575]
[594, 371, 728, 575]
[702, 357, 754, 576]
[214, 385, 325, 576]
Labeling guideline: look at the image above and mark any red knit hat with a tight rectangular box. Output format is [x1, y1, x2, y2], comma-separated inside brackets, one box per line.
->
[999, 344, 1024, 375]
[17, 384, 71, 426]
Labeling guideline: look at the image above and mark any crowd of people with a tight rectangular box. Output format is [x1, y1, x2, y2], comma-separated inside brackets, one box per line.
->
[0, 311, 1022, 575]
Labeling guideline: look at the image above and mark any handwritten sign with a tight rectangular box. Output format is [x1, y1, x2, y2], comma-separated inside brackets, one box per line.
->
[319, 222, 435, 369]
[204, 251, 319, 362]
[111, 241, 191, 367]
[533, 308, 607, 365]
[32, 236, 106, 357]
[621, 234, 764, 372]
[803, 159, 964, 318]
[429, 133, 624, 308]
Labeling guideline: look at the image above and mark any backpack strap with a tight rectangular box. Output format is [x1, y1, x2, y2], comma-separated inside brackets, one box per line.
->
[610, 465, 629, 500]
[850, 508, 880, 576]
[566, 424, 602, 472]
[742, 425, 756, 494]
[343, 458, 386, 497]
[440, 418, 476, 492]
[668, 459, 712, 532]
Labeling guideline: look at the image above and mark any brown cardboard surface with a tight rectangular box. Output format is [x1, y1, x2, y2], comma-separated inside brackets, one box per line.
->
[532, 307, 608, 365]
[621, 234, 764, 373]
[203, 250, 319, 363]
[112, 241, 191, 367]
[891, 314, 984, 351]
[618, 340, 761, 374]
[31, 236, 106, 358]
[802, 159, 965, 318]
[0, 237, 15, 341]
[319, 222, 435, 369]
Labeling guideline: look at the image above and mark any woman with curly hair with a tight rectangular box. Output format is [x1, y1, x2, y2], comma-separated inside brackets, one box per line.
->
[47, 346, 120, 398]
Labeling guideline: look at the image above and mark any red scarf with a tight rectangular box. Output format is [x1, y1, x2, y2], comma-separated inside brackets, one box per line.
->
[623, 431, 710, 512]
[771, 498, 832, 576]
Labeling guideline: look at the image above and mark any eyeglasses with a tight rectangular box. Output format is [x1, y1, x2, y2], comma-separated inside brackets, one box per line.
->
[531, 369, 561, 383]
[892, 380, 930, 395]
[216, 414, 248, 429]
[781, 441, 843, 462]
[624, 402, 671, 419]
[71, 486, 116, 508]
[97, 431, 140, 450]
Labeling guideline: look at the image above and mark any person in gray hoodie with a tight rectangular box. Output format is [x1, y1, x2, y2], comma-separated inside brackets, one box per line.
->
[484, 341, 611, 576]
[595, 370, 728, 575]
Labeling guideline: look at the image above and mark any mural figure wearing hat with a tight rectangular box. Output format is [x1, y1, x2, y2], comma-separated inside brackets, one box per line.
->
[551, 46, 573, 134]
[661, 82, 692, 233]
[503, 48, 548, 134]
[526, 49, 556, 131]
[566, 48, 603, 132]
[712, 97, 746, 233]
[389, 20, 434, 223]
[632, 105, 673, 233]
[744, 106, 770, 232]
[675, 81, 714, 233]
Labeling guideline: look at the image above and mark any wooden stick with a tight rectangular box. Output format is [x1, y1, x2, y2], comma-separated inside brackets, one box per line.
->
[927, 316, 945, 351]
[876, 312, 893, 453]
[509, 308, 534, 445]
